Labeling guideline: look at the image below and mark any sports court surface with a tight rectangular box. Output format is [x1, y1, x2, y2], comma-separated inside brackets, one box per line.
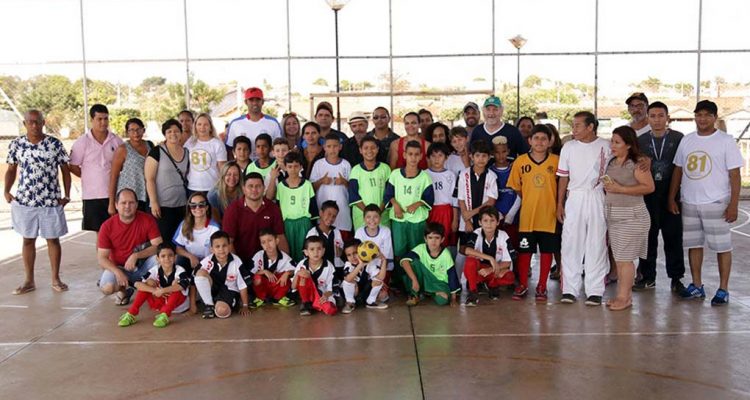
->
[1, 205, 750, 399]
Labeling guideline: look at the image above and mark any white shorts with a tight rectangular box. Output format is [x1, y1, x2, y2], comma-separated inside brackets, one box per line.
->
[11, 201, 68, 239]
[682, 199, 732, 252]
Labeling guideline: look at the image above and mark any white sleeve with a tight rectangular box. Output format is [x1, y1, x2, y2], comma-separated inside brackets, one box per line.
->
[457, 172, 467, 201]
[725, 137, 744, 170]
[342, 160, 352, 179]
[235, 262, 248, 291]
[215, 139, 228, 162]
[324, 263, 334, 293]
[557, 143, 571, 176]
[673, 140, 686, 168]
[309, 159, 324, 182]
[198, 255, 212, 272]
[250, 251, 263, 274]
[143, 266, 158, 282]
[486, 171, 498, 200]
[305, 227, 317, 238]
[381, 228, 394, 260]
[505, 196, 521, 223]
[498, 232, 512, 262]
[277, 252, 295, 273]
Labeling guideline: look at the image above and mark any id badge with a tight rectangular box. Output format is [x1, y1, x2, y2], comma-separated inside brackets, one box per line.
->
[654, 171, 663, 181]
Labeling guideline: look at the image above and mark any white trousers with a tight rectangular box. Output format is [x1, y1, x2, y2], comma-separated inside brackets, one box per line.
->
[561, 190, 608, 298]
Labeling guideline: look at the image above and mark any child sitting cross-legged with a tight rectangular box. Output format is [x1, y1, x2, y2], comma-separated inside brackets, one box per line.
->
[118, 243, 191, 328]
[340, 239, 388, 314]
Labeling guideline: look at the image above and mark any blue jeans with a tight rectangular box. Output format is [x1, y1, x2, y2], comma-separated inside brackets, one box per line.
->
[99, 255, 157, 288]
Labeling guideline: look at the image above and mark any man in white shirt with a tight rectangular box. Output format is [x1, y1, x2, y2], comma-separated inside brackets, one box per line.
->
[626, 92, 651, 137]
[225, 87, 281, 159]
[556, 111, 611, 306]
[668, 100, 742, 306]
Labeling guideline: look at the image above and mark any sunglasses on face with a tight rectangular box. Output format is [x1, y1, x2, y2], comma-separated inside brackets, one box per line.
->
[188, 201, 208, 209]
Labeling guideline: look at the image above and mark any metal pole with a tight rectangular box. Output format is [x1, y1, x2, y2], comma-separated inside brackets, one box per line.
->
[696, 0, 703, 102]
[79, 0, 89, 132]
[334, 8, 342, 132]
[183, 0, 191, 109]
[516, 48, 520, 119]
[491, 0, 496, 93]
[388, 0, 394, 129]
[286, 0, 292, 111]
[594, 0, 599, 116]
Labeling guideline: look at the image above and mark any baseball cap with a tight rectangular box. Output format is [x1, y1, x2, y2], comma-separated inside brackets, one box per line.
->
[463, 101, 480, 113]
[244, 87, 264, 100]
[625, 92, 648, 105]
[348, 111, 367, 123]
[693, 100, 718, 115]
[483, 96, 503, 108]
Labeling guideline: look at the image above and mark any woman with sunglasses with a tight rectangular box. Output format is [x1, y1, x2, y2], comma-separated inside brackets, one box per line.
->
[173, 192, 221, 313]
[207, 162, 243, 224]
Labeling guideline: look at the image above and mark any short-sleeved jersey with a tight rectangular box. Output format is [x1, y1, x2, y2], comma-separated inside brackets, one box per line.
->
[250, 249, 295, 274]
[673, 130, 744, 204]
[383, 168, 434, 223]
[508, 153, 559, 233]
[141, 265, 191, 297]
[172, 219, 221, 260]
[446, 153, 468, 176]
[246, 159, 276, 188]
[184, 137, 227, 191]
[402, 244, 459, 293]
[310, 158, 352, 231]
[457, 167, 498, 231]
[6, 135, 70, 207]
[556, 137, 611, 192]
[348, 161, 392, 229]
[354, 225, 394, 262]
[198, 253, 248, 293]
[427, 168, 458, 207]
[343, 259, 382, 282]
[295, 258, 336, 301]
[489, 164, 518, 219]
[275, 179, 317, 220]
[463, 228, 513, 264]
[225, 114, 282, 159]
[306, 226, 344, 268]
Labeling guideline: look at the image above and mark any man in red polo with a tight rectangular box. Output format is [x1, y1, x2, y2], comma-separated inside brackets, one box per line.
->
[223, 172, 289, 264]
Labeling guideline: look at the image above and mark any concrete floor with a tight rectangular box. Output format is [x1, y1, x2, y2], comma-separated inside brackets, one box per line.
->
[2, 208, 750, 400]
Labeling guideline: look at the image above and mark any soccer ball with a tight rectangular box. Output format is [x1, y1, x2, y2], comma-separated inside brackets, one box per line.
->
[357, 240, 380, 263]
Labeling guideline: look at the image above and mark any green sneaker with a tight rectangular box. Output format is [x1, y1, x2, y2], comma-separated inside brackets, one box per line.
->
[118, 312, 136, 327]
[251, 298, 265, 309]
[273, 296, 296, 307]
[153, 313, 169, 328]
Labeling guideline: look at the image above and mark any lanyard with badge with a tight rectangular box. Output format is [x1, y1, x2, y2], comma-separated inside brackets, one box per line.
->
[650, 130, 668, 181]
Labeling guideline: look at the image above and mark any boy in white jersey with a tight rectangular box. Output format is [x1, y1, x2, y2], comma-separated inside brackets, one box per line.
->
[250, 229, 296, 308]
[556, 111, 611, 306]
[194, 231, 251, 319]
[426, 142, 459, 249]
[355, 204, 395, 301]
[292, 236, 337, 316]
[340, 239, 388, 313]
[311, 133, 353, 237]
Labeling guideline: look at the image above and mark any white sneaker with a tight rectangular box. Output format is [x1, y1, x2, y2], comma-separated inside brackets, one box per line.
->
[366, 301, 388, 310]
[341, 303, 355, 314]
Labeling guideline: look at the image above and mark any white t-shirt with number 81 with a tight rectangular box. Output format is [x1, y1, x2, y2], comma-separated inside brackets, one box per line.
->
[673, 130, 744, 205]
[185, 137, 228, 191]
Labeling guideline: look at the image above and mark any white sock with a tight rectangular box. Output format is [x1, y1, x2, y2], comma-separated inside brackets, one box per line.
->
[342, 280, 356, 303]
[367, 283, 383, 304]
[194, 276, 214, 306]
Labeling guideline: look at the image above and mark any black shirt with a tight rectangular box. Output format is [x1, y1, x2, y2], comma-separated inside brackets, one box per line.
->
[637, 129, 683, 196]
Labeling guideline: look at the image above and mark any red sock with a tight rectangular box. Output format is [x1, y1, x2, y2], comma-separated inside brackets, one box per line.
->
[517, 253, 532, 287]
[538, 253, 553, 293]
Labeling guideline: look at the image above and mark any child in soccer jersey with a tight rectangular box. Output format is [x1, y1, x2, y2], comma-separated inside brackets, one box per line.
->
[232, 136, 252, 173]
[245, 134, 275, 187]
[265, 138, 291, 200]
[446, 127, 471, 175]
[461, 206, 515, 306]
[354, 204, 395, 301]
[340, 239, 388, 313]
[349, 136, 392, 230]
[490, 136, 521, 252]
[118, 243, 191, 328]
[194, 231, 251, 319]
[426, 142, 459, 249]
[508, 125, 560, 302]
[276, 151, 317, 262]
[384, 140, 435, 261]
[305, 200, 346, 306]
[400, 223, 460, 306]
[292, 236, 337, 316]
[311, 133, 353, 238]
[250, 229, 296, 308]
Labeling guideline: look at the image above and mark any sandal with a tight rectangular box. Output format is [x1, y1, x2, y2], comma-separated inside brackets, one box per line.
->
[608, 300, 632, 311]
[51, 282, 69, 292]
[12, 284, 36, 295]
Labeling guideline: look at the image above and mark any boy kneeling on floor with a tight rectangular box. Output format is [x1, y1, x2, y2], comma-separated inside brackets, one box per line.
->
[400, 222, 460, 306]
[461, 206, 514, 306]
[292, 236, 337, 316]
[118, 242, 190, 328]
[340, 239, 389, 314]
[194, 231, 251, 319]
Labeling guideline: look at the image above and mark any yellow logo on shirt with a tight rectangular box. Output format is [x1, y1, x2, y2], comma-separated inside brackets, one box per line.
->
[684, 151, 712, 180]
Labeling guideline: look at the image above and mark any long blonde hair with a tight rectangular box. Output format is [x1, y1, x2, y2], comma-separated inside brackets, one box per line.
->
[216, 161, 243, 210]
[190, 112, 218, 145]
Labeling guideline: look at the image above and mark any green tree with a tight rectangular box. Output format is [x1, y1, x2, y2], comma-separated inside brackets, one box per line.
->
[190, 79, 224, 113]
[18, 75, 81, 134]
[109, 108, 141, 137]
[313, 78, 329, 86]
[498, 90, 538, 122]
[675, 82, 694, 97]
[523, 75, 542, 88]
[438, 107, 462, 123]
[637, 76, 662, 92]
[140, 76, 166, 90]
[0, 75, 23, 111]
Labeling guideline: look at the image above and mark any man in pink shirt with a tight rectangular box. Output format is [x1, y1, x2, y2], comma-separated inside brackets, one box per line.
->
[69, 104, 124, 232]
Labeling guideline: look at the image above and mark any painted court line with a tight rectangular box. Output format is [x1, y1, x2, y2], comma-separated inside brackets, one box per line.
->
[1, 330, 749, 347]
[0, 305, 28, 309]
[730, 208, 750, 237]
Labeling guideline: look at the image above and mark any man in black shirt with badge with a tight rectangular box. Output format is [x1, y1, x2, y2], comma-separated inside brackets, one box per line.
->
[635, 101, 686, 293]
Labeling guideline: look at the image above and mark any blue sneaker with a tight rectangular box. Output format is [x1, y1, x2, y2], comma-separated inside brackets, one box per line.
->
[710, 289, 729, 306]
[680, 283, 705, 299]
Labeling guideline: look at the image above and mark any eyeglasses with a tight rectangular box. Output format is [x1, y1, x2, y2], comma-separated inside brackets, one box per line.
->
[188, 201, 208, 209]
[126, 128, 144, 133]
[372, 115, 388, 120]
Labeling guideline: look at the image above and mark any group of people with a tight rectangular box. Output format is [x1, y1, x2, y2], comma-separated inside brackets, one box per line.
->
[5, 85, 742, 328]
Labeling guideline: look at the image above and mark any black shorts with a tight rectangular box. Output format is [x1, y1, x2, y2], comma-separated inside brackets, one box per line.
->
[82, 198, 111, 232]
[518, 231, 560, 254]
[213, 286, 240, 308]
